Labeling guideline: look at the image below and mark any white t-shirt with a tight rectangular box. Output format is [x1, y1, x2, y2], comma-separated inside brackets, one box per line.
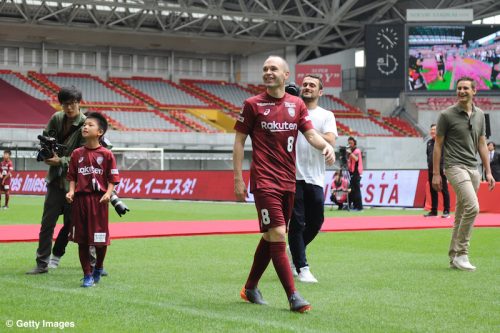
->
[296, 106, 338, 188]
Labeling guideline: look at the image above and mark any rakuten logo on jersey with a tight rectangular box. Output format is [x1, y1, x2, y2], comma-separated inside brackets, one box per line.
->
[78, 165, 104, 176]
[261, 121, 298, 132]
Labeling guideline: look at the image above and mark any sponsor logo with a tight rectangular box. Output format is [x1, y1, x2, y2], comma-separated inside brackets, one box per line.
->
[94, 232, 106, 243]
[287, 107, 295, 117]
[237, 115, 245, 122]
[257, 102, 275, 106]
[111, 169, 119, 175]
[261, 121, 298, 132]
[78, 157, 84, 163]
[284, 102, 296, 107]
[263, 108, 271, 115]
[77, 165, 104, 176]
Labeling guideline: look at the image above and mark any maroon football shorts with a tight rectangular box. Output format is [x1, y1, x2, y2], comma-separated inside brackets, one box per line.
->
[1, 178, 10, 192]
[252, 188, 295, 232]
[70, 193, 110, 245]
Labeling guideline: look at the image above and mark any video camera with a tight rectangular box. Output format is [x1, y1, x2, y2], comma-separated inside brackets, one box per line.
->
[285, 82, 301, 96]
[338, 146, 351, 168]
[110, 191, 130, 217]
[36, 135, 67, 162]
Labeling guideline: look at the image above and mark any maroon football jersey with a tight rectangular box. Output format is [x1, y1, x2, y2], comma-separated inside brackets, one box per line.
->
[234, 92, 313, 192]
[1, 160, 13, 185]
[67, 146, 120, 193]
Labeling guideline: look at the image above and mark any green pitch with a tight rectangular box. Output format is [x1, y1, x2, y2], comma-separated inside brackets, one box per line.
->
[1, 195, 499, 333]
[0, 195, 425, 225]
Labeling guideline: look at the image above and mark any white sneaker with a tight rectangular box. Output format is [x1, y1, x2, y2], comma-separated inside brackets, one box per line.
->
[452, 255, 476, 272]
[298, 266, 318, 283]
[48, 255, 61, 269]
[286, 246, 298, 277]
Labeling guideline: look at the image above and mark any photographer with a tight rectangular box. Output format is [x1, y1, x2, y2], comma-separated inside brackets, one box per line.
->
[27, 86, 86, 275]
[347, 136, 363, 211]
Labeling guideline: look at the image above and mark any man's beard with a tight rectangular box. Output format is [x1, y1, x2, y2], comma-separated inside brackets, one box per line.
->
[301, 96, 315, 103]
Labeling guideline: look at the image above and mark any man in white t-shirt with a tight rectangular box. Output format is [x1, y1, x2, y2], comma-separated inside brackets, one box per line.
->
[288, 74, 338, 283]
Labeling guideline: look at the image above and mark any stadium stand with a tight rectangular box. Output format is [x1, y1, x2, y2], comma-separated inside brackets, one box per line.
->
[29, 72, 144, 108]
[336, 115, 405, 137]
[414, 96, 500, 111]
[0, 78, 56, 127]
[110, 77, 211, 109]
[167, 110, 221, 133]
[181, 79, 254, 112]
[0, 70, 54, 102]
[94, 109, 189, 132]
[321, 95, 363, 115]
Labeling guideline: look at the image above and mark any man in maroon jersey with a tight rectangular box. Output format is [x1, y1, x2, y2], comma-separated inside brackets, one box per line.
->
[1, 149, 13, 209]
[233, 55, 335, 312]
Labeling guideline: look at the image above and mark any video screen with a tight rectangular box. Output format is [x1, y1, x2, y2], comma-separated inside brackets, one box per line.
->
[408, 25, 500, 91]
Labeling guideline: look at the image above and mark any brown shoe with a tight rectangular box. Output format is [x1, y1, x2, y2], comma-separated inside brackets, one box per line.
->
[26, 266, 48, 275]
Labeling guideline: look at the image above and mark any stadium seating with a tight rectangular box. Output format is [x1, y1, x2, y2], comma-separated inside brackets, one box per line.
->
[110, 77, 211, 109]
[415, 97, 500, 111]
[336, 116, 402, 137]
[181, 79, 254, 112]
[29, 72, 144, 107]
[321, 95, 364, 115]
[382, 117, 421, 137]
[0, 70, 54, 102]
[0, 77, 56, 127]
[93, 109, 188, 132]
[167, 110, 221, 133]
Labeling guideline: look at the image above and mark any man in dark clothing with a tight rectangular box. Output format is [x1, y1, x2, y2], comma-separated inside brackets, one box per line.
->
[26, 86, 86, 274]
[425, 124, 450, 218]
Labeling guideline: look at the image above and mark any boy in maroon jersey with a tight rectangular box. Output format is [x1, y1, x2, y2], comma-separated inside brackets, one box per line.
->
[66, 112, 120, 287]
[1, 150, 13, 209]
[233, 55, 335, 312]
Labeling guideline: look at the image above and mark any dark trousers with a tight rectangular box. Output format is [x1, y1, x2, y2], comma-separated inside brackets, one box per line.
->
[288, 180, 325, 271]
[428, 169, 450, 213]
[349, 172, 363, 210]
[35, 183, 72, 268]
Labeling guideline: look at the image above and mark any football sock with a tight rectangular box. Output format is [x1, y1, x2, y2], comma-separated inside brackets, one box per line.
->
[245, 237, 271, 290]
[78, 244, 92, 275]
[4, 193, 9, 207]
[95, 246, 107, 269]
[270, 241, 296, 298]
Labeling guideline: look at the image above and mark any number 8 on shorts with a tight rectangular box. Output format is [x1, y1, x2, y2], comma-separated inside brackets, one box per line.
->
[260, 209, 271, 225]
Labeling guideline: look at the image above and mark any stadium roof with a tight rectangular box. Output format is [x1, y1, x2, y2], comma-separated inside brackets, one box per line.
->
[0, 0, 499, 62]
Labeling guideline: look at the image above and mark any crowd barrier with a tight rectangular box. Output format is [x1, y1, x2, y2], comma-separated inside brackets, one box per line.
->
[9, 169, 497, 211]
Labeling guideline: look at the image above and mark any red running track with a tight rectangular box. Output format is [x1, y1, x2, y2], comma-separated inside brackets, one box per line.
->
[1, 214, 499, 243]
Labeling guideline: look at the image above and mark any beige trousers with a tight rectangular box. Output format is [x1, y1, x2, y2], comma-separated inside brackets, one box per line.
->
[445, 165, 481, 262]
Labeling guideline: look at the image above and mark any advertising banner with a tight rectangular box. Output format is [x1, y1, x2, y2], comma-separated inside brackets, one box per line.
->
[295, 64, 342, 88]
[10, 170, 250, 201]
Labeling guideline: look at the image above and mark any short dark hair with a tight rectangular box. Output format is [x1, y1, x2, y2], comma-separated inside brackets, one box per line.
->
[430, 123, 436, 128]
[58, 86, 82, 104]
[3, 150, 11, 155]
[488, 142, 496, 148]
[348, 136, 357, 145]
[303, 74, 323, 90]
[456, 76, 476, 90]
[85, 112, 108, 136]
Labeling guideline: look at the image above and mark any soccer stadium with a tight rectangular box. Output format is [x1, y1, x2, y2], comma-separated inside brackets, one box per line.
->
[1, 1, 500, 332]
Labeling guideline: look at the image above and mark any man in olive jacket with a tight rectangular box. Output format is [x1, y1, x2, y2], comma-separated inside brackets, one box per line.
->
[27, 86, 86, 274]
